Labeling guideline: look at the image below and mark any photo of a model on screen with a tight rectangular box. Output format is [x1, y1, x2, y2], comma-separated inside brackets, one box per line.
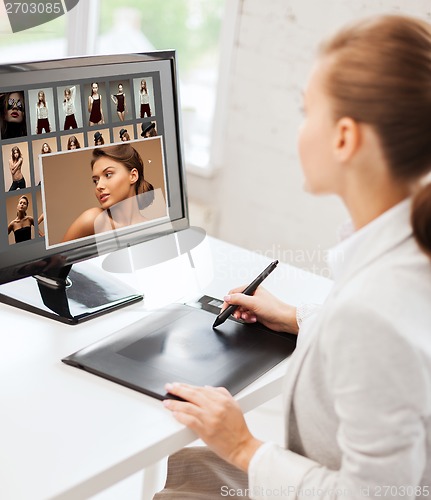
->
[62, 144, 154, 242]
[37, 143, 53, 186]
[141, 121, 157, 138]
[67, 135, 81, 150]
[35, 91, 51, 134]
[8, 146, 26, 191]
[0, 91, 27, 139]
[111, 83, 126, 121]
[8, 196, 34, 243]
[41, 142, 52, 154]
[88, 82, 105, 126]
[94, 131, 105, 146]
[139, 79, 151, 118]
[119, 128, 130, 141]
[63, 86, 78, 130]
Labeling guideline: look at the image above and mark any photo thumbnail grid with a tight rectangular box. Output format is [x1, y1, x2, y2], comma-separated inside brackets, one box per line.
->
[0, 72, 162, 248]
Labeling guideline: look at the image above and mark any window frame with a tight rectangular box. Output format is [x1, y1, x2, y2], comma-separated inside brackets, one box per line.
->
[66, 0, 239, 177]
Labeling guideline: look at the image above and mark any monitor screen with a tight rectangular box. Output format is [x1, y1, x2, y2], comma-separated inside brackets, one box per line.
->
[0, 52, 189, 322]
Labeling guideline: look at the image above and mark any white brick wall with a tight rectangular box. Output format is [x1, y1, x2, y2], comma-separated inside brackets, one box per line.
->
[189, 0, 431, 275]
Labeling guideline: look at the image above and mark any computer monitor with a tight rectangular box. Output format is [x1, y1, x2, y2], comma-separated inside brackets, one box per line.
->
[0, 51, 189, 323]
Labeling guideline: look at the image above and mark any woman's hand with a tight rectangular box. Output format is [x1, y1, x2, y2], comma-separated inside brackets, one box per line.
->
[223, 286, 299, 334]
[163, 383, 263, 472]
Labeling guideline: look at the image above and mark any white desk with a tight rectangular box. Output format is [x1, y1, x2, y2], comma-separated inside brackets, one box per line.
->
[0, 236, 332, 500]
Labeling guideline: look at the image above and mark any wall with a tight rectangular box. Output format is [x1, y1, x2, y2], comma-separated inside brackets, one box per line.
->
[188, 0, 431, 277]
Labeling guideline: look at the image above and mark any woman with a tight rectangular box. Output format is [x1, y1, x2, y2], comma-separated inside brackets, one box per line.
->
[88, 82, 104, 126]
[0, 91, 27, 139]
[141, 121, 157, 138]
[62, 144, 154, 242]
[8, 146, 26, 191]
[111, 83, 126, 121]
[35, 90, 51, 134]
[67, 135, 81, 150]
[8, 196, 34, 243]
[63, 86, 78, 130]
[41, 142, 52, 155]
[38, 143, 52, 186]
[119, 128, 130, 141]
[157, 15, 431, 498]
[94, 131, 104, 146]
[139, 79, 151, 118]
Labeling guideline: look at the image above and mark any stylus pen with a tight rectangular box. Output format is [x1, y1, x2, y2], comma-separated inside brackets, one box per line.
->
[212, 259, 279, 328]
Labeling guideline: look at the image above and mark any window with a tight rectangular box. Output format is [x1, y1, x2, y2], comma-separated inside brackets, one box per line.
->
[93, 0, 226, 172]
[0, 0, 231, 172]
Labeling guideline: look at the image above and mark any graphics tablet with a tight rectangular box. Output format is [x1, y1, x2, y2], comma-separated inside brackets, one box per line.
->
[62, 296, 297, 400]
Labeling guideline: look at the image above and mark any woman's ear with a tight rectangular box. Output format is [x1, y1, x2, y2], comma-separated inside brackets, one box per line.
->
[333, 116, 361, 163]
[129, 168, 139, 185]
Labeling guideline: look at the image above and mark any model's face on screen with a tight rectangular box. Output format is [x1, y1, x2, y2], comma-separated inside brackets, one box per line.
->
[92, 157, 138, 209]
[6, 92, 24, 123]
[17, 197, 28, 212]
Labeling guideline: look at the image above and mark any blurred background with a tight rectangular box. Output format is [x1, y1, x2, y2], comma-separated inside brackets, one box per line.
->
[1, 0, 430, 278]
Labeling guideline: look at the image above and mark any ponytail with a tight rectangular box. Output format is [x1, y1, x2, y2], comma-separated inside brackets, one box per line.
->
[411, 183, 431, 257]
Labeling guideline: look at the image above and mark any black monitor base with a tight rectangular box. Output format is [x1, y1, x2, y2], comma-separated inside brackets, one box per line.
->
[0, 261, 143, 324]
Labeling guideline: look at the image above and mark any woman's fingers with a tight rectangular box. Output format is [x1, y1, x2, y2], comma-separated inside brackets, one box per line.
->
[240, 311, 257, 322]
[165, 382, 230, 404]
[225, 293, 259, 322]
[163, 383, 232, 433]
[162, 382, 260, 471]
[225, 291, 260, 310]
[219, 284, 247, 313]
[165, 382, 208, 405]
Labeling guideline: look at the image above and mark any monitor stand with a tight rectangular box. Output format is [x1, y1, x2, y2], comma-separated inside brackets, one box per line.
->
[0, 260, 143, 324]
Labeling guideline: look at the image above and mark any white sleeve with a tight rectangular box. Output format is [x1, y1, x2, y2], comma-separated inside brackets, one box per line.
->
[295, 303, 322, 346]
[248, 303, 428, 499]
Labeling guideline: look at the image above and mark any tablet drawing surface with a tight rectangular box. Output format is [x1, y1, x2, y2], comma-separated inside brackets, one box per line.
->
[62, 298, 297, 400]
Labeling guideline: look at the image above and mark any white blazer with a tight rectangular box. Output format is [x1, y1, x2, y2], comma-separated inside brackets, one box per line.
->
[249, 200, 431, 499]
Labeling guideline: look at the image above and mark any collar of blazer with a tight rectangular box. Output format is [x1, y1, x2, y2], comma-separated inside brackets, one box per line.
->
[329, 198, 413, 295]
[282, 198, 413, 443]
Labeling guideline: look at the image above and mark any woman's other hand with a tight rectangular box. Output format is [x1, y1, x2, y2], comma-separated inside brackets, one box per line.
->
[163, 383, 263, 472]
